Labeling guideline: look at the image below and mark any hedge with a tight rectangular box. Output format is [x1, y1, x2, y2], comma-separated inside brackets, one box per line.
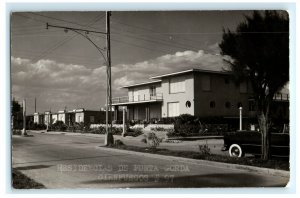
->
[170, 114, 231, 137]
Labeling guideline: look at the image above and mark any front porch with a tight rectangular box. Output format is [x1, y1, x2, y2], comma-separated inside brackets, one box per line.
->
[113, 103, 162, 122]
[112, 93, 163, 122]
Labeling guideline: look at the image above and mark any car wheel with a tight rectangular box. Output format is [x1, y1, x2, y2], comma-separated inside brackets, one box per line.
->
[229, 144, 243, 157]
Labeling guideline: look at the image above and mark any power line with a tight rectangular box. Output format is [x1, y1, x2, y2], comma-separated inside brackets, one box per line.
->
[29, 12, 105, 31]
[89, 33, 170, 54]
[111, 27, 198, 51]
[11, 30, 62, 36]
[31, 13, 105, 62]
[111, 20, 200, 51]
[14, 13, 48, 24]
[32, 33, 77, 62]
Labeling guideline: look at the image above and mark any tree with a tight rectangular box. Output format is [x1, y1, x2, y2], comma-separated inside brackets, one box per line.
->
[219, 11, 289, 160]
[12, 99, 21, 114]
[11, 98, 22, 130]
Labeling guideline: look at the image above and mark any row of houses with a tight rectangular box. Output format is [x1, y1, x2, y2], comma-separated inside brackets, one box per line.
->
[23, 68, 288, 128]
[27, 108, 118, 126]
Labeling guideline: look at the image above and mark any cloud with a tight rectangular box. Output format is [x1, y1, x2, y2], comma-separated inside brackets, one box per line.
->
[111, 50, 229, 89]
[11, 57, 107, 113]
[11, 50, 227, 113]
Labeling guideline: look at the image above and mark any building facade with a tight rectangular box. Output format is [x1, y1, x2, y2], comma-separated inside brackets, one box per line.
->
[30, 109, 112, 126]
[33, 112, 44, 124]
[112, 68, 289, 122]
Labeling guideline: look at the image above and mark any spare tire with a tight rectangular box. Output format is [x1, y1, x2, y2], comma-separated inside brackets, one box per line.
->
[229, 144, 244, 157]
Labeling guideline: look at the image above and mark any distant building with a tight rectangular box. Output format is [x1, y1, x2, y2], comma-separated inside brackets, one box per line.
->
[58, 110, 67, 123]
[74, 108, 108, 124]
[51, 113, 58, 124]
[44, 111, 51, 126]
[33, 112, 44, 124]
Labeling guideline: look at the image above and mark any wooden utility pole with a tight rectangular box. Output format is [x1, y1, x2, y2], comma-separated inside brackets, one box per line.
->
[105, 11, 114, 146]
[46, 13, 114, 145]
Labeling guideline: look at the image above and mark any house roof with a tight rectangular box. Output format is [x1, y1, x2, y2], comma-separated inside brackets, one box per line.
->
[121, 80, 162, 88]
[150, 68, 231, 79]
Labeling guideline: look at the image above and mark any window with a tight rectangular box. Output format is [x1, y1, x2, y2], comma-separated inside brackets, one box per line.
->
[133, 91, 139, 102]
[168, 102, 179, 117]
[239, 81, 247, 93]
[149, 86, 156, 96]
[201, 75, 211, 91]
[59, 114, 64, 121]
[169, 77, 185, 93]
[225, 101, 231, 109]
[186, 101, 191, 108]
[90, 116, 95, 123]
[210, 101, 216, 108]
[249, 100, 255, 111]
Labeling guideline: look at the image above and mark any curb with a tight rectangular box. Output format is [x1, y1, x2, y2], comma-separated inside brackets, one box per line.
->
[28, 130, 106, 138]
[167, 136, 224, 141]
[95, 146, 290, 178]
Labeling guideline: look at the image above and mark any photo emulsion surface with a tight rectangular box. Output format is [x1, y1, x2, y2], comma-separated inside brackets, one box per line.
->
[11, 11, 290, 189]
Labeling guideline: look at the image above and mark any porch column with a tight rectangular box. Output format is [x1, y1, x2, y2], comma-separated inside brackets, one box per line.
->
[145, 106, 150, 122]
[114, 105, 118, 121]
[122, 107, 126, 136]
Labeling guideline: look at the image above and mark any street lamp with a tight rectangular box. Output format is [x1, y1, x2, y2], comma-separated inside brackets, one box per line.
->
[46, 11, 114, 145]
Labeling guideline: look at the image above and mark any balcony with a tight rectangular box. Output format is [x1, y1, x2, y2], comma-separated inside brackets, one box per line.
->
[112, 93, 163, 105]
[273, 93, 289, 101]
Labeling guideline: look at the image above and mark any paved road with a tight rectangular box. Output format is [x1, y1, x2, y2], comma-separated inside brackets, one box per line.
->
[12, 132, 289, 188]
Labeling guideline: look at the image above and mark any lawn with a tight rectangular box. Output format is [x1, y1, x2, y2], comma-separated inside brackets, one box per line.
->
[108, 144, 289, 171]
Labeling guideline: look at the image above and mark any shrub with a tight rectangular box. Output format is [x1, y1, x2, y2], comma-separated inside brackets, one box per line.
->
[150, 126, 167, 132]
[198, 141, 211, 155]
[129, 120, 136, 126]
[73, 122, 85, 131]
[127, 127, 143, 137]
[171, 114, 231, 137]
[157, 117, 176, 124]
[12, 129, 22, 135]
[28, 123, 47, 130]
[90, 126, 106, 134]
[90, 125, 125, 135]
[142, 132, 160, 149]
[111, 126, 123, 135]
[50, 121, 68, 132]
[114, 139, 124, 147]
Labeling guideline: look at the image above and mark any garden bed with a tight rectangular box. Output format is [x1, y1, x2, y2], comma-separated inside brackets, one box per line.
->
[107, 144, 289, 171]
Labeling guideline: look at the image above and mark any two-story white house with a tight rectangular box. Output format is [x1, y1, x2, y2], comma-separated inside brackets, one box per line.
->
[112, 68, 289, 122]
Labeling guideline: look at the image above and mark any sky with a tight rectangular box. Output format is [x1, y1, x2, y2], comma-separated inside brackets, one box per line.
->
[11, 10, 257, 114]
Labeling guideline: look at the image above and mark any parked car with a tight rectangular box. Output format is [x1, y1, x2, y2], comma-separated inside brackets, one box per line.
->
[222, 131, 289, 158]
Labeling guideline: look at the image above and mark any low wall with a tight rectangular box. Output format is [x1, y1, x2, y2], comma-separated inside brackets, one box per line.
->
[90, 123, 174, 130]
[148, 124, 174, 129]
[90, 124, 123, 129]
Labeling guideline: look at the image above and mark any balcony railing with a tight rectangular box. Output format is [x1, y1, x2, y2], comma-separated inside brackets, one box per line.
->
[273, 93, 289, 101]
[112, 93, 163, 104]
